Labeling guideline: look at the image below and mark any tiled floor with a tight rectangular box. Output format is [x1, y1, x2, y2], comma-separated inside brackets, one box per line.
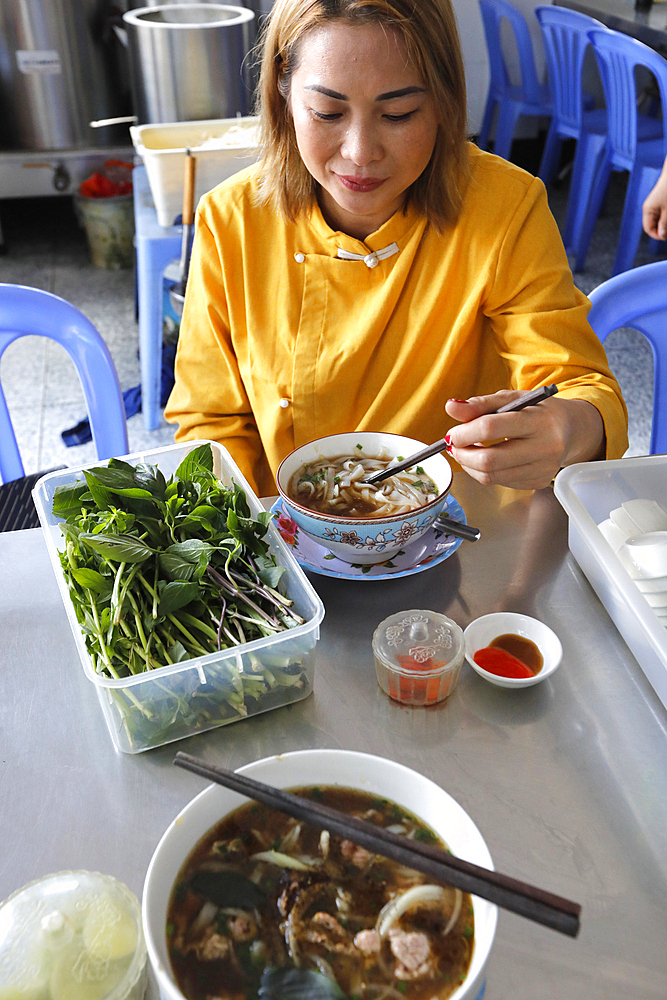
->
[0, 161, 663, 479]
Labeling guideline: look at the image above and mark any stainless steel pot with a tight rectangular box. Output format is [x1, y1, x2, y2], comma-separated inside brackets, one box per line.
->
[0, 0, 131, 151]
[122, 4, 255, 124]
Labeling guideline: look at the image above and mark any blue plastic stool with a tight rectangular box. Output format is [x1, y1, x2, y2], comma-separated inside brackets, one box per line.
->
[133, 165, 182, 431]
[575, 29, 667, 275]
[0, 283, 128, 484]
[588, 259, 667, 454]
[478, 0, 552, 162]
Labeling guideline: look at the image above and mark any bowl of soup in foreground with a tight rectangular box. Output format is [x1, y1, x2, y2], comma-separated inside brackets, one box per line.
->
[276, 432, 453, 564]
[142, 749, 497, 1000]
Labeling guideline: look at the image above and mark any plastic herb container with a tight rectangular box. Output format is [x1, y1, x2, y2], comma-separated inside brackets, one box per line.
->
[372, 609, 465, 706]
[32, 441, 325, 754]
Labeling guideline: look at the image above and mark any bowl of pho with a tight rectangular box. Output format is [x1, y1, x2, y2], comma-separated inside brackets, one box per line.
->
[276, 432, 453, 564]
[142, 749, 497, 1000]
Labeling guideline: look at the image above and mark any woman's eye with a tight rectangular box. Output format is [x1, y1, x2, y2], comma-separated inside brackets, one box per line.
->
[384, 111, 416, 122]
[312, 111, 342, 121]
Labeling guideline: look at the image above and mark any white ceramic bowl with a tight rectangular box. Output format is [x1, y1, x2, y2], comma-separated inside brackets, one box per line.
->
[276, 432, 453, 564]
[142, 749, 497, 1000]
[463, 612, 563, 689]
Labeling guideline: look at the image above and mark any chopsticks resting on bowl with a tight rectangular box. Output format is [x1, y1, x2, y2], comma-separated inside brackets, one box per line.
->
[363, 383, 559, 486]
[174, 751, 581, 938]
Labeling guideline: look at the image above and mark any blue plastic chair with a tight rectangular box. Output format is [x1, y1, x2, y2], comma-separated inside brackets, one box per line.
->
[588, 259, 667, 454]
[534, 7, 610, 246]
[478, 0, 552, 162]
[574, 29, 667, 275]
[0, 284, 129, 485]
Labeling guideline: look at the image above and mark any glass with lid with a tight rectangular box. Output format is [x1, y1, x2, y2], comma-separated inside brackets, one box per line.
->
[0, 870, 147, 1000]
[372, 609, 465, 706]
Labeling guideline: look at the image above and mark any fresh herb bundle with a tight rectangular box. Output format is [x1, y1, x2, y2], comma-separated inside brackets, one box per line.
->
[52, 444, 313, 749]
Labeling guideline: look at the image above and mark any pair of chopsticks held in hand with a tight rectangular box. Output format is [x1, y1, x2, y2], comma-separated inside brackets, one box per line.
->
[363, 385, 559, 486]
[174, 751, 581, 939]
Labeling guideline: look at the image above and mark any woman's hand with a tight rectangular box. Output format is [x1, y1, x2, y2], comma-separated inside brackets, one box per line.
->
[642, 159, 667, 240]
[443, 391, 605, 491]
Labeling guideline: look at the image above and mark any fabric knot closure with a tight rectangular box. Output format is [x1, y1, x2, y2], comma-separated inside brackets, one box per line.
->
[336, 242, 399, 268]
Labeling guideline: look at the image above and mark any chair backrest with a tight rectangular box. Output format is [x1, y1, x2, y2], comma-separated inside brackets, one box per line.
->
[0, 284, 129, 483]
[479, 0, 543, 105]
[535, 6, 603, 133]
[588, 27, 667, 169]
[588, 259, 667, 455]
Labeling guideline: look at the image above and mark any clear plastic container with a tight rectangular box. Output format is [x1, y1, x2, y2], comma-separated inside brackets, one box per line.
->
[0, 870, 147, 1000]
[372, 609, 465, 706]
[554, 455, 667, 711]
[32, 441, 325, 754]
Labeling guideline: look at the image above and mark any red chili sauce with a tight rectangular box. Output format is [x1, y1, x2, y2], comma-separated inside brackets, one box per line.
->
[473, 633, 543, 679]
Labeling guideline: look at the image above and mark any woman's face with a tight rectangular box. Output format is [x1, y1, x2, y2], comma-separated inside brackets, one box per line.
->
[288, 21, 439, 241]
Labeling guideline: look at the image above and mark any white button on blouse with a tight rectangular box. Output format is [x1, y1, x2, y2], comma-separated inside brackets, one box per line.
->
[279, 397, 290, 408]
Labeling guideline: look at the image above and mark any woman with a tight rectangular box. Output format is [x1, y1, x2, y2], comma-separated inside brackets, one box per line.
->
[165, 0, 627, 497]
[643, 153, 667, 241]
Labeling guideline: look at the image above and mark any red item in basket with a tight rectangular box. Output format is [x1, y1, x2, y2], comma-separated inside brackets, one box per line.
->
[79, 160, 134, 198]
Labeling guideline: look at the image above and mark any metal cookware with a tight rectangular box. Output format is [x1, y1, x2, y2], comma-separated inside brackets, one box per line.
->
[121, 4, 255, 124]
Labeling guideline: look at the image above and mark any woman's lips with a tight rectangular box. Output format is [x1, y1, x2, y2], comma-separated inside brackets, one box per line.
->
[336, 174, 387, 192]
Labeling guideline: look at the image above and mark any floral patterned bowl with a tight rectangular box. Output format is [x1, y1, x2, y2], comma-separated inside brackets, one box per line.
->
[276, 432, 452, 564]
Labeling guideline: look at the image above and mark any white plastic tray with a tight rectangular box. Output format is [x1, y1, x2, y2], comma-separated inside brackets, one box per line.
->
[554, 455, 667, 710]
[130, 117, 260, 227]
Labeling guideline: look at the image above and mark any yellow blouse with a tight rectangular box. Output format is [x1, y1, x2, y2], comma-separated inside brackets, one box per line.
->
[165, 144, 628, 497]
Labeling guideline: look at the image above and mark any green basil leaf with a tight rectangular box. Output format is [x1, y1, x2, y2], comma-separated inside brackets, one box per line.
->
[175, 443, 215, 483]
[158, 580, 200, 616]
[133, 462, 167, 498]
[71, 568, 110, 594]
[190, 871, 265, 910]
[87, 464, 138, 490]
[257, 563, 286, 590]
[79, 532, 153, 563]
[82, 471, 115, 511]
[159, 552, 196, 581]
[52, 482, 89, 517]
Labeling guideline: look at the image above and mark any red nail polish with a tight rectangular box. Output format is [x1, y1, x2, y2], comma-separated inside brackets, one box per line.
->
[448, 399, 468, 404]
[444, 434, 451, 445]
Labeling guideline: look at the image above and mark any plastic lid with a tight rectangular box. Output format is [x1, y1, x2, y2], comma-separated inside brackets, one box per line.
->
[0, 870, 147, 1000]
[372, 609, 464, 675]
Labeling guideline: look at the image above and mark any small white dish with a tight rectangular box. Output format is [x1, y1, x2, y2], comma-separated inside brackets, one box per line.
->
[622, 531, 667, 578]
[463, 612, 562, 689]
[598, 517, 629, 553]
[635, 575, 667, 593]
[643, 590, 667, 609]
[621, 499, 667, 534]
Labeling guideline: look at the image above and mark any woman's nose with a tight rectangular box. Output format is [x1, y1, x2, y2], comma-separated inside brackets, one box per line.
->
[340, 120, 382, 166]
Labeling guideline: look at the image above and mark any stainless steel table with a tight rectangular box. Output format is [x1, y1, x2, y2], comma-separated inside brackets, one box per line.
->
[3, 473, 667, 1000]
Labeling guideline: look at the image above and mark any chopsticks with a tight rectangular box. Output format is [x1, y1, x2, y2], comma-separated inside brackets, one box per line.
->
[363, 383, 559, 486]
[173, 751, 581, 938]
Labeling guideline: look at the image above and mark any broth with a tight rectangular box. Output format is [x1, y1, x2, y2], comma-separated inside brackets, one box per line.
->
[288, 454, 439, 518]
[167, 786, 474, 1000]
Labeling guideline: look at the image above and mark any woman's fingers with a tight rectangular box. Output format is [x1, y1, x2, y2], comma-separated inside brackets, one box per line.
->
[444, 394, 569, 490]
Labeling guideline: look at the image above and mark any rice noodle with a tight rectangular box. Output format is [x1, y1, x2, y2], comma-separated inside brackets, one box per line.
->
[289, 452, 440, 518]
[375, 884, 461, 938]
[250, 850, 314, 870]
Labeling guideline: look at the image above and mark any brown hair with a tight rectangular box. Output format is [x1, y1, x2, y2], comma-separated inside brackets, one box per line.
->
[255, 0, 470, 232]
